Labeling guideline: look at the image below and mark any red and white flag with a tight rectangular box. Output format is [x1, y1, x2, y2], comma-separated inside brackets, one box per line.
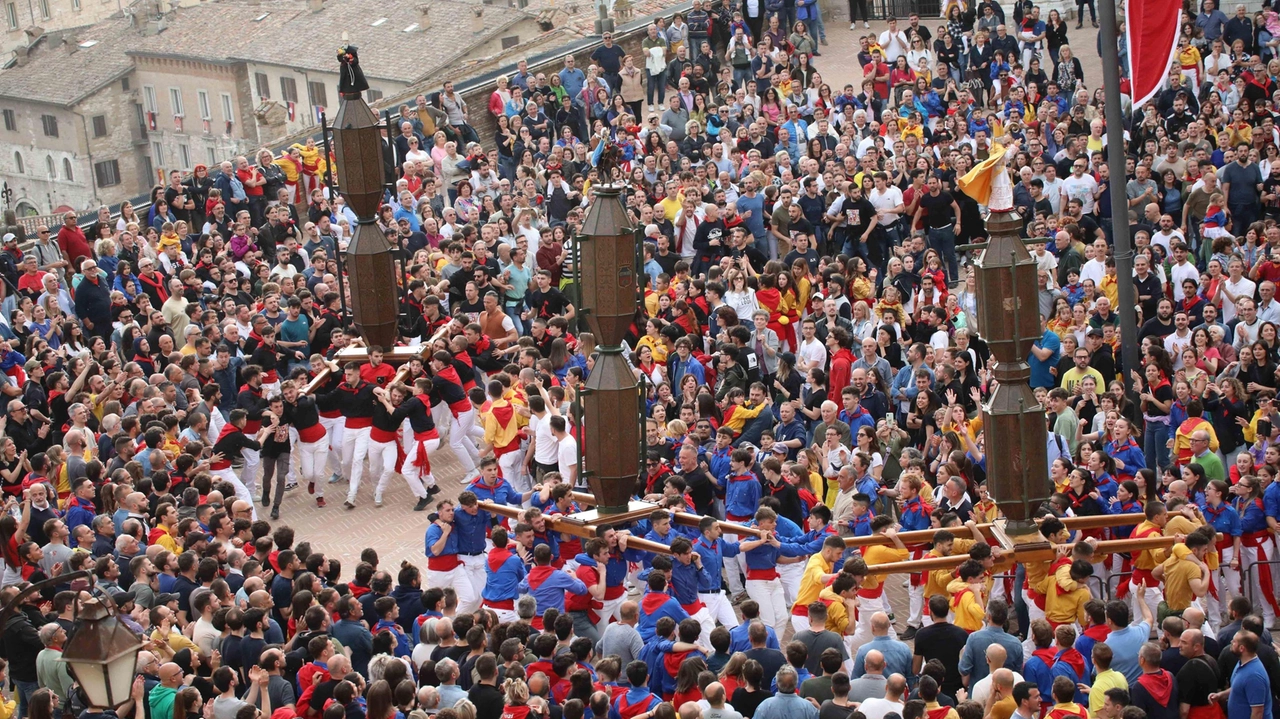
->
[286, 101, 296, 122]
[1126, 0, 1180, 109]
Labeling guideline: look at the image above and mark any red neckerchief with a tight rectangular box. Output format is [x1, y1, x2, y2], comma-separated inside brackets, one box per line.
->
[137, 271, 169, 302]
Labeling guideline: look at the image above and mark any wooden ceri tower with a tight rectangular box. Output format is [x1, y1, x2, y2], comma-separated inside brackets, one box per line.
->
[973, 208, 1049, 545]
[331, 44, 399, 350]
[574, 184, 650, 517]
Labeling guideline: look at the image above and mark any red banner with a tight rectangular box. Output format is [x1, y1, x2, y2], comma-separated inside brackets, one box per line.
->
[1126, 0, 1180, 109]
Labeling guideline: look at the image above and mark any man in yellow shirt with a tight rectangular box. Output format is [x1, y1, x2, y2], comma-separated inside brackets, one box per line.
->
[1129, 501, 1175, 623]
[853, 516, 909, 644]
[985, 668, 1019, 719]
[819, 567, 864, 643]
[1046, 558, 1095, 628]
[1153, 529, 1212, 616]
[1085, 642, 1128, 716]
[792, 535, 848, 633]
[946, 559, 987, 632]
[921, 529, 959, 606]
[1024, 516, 1070, 634]
[481, 379, 529, 491]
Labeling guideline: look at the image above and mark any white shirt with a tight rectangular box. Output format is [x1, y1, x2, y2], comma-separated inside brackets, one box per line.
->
[972, 671, 1025, 706]
[1258, 298, 1280, 324]
[1151, 228, 1185, 254]
[1233, 317, 1262, 350]
[798, 337, 827, 373]
[1222, 276, 1256, 323]
[859, 697, 905, 719]
[1060, 173, 1099, 214]
[1079, 258, 1106, 288]
[1170, 261, 1199, 301]
[869, 186, 904, 227]
[1164, 329, 1193, 369]
[531, 413, 559, 465]
[1040, 177, 1064, 214]
[879, 29, 910, 61]
[558, 434, 579, 483]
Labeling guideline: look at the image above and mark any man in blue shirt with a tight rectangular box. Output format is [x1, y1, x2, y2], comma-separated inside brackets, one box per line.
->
[736, 177, 767, 254]
[959, 599, 1024, 686]
[852, 613, 913, 680]
[558, 56, 586, 107]
[1029, 322, 1061, 389]
[1105, 597, 1154, 685]
[1197, 0, 1228, 44]
[1217, 631, 1272, 719]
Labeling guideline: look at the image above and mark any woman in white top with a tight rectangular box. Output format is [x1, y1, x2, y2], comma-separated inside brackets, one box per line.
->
[850, 300, 875, 342]
[404, 136, 431, 165]
[674, 196, 703, 261]
[854, 425, 885, 479]
[906, 36, 935, 76]
[723, 269, 758, 322]
[820, 426, 851, 481]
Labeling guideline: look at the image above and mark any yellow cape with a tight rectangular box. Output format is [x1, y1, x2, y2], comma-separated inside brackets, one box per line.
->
[957, 141, 1008, 207]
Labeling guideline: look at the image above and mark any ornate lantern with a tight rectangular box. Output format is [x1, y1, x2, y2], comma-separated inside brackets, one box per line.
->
[577, 185, 640, 514]
[975, 209, 1047, 523]
[332, 45, 399, 349]
[60, 596, 144, 709]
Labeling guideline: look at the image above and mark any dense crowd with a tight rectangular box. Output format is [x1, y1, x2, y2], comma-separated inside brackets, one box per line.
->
[4, 2, 1280, 719]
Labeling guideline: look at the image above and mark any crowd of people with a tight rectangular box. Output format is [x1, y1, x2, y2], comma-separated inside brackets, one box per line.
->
[5, 2, 1280, 719]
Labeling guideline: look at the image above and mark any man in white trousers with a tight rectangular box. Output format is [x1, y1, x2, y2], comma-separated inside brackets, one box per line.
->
[424, 498, 478, 617]
[391, 379, 442, 509]
[316, 362, 376, 509]
[692, 516, 741, 633]
[739, 507, 812, 641]
[233, 365, 271, 503]
[209, 407, 278, 521]
[791, 535, 848, 634]
[428, 352, 481, 475]
[481, 379, 528, 493]
[670, 537, 717, 646]
[850, 516, 909, 652]
[281, 380, 327, 508]
[480, 528, 524, 624]
[453, 491, 491, 614]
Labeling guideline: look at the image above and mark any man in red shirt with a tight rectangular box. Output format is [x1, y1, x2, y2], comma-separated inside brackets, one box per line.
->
[862, 49, 890, 99]
[235, 155, 266, 226]
[16, 255, 47, 300]
[359, 346, 396, 386]
[56, 211, 92, 269]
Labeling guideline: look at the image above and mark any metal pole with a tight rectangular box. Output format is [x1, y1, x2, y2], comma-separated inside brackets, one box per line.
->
[318, 111, 350, 320]
[1098, 0, 1141, 391]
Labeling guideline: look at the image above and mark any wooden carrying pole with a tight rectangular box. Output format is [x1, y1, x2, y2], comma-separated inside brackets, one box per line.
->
[844, 512, 1145, 548]
[569, 491, 765, 538]
[477, 500, 675, 555]
[301, 324, 453, 396]
[861, 534, 1177, 577]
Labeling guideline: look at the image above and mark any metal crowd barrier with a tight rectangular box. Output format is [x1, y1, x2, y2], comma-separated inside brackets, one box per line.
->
[1239, 556, 1280, 617]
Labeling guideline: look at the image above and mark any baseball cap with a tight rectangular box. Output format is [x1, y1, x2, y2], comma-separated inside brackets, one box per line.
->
[111, 590, 137, 606]
[1086, 327, 1103, 338]
[2, 233, 15, 244]
[153, 592, 179, 606]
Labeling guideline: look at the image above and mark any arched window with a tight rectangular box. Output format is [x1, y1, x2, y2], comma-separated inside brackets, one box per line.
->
[62, 158, 72, 181]
[12, 151, 22, 174]
[45, 155, 55, 179]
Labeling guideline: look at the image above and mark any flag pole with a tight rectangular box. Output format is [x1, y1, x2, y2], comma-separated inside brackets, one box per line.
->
[1098, 0, 1141, 392]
